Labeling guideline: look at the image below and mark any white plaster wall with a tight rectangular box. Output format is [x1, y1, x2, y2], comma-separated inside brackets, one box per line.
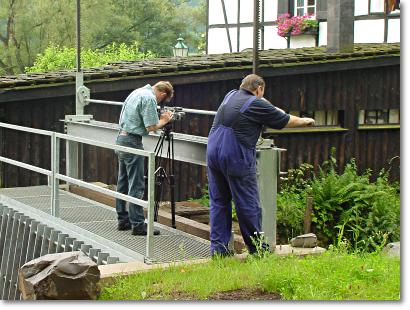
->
[355, 0, 369, 16]
[207, 0, 400, 54]
[370, 0, 385, 13]
[354, 19, 385, 43]
[239, 26, 254, 51]
[264, 26, 288, 49]
[208, 0, 224, 25]
[387, 18, 400, 43]
[264, 0, 279, 22]
[209, 0, 238, 25]
[208, 28, 238, 54]
[240, 0, 254, 23]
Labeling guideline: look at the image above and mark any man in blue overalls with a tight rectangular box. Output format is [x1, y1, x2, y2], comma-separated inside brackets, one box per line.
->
[207, 74, 315, 256]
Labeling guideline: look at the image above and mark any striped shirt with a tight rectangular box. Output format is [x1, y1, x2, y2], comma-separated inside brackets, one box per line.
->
[119, 84, 159, 136]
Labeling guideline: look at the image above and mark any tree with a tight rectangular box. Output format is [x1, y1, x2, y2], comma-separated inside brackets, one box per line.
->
[0, 0, 76, 74]
[0, 0, 206, 75]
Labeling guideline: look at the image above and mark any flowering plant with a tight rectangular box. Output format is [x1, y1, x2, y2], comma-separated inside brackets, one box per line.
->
[276, 13, 319, 37]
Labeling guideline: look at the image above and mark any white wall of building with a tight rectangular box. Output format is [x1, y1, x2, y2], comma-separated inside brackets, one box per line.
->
[355, 20, 385, 43]
[387, 18, 400, 43]
[207, 0, 400, 54]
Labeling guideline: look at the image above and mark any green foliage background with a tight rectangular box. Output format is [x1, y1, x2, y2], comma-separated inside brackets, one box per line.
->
[25, 42, 155, 73]
[0, 0, 206, 75]
[277, 149, 400, 253]
[190, 150, 400, 253]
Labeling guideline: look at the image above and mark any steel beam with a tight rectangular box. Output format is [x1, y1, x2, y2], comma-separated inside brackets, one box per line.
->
[65, 120, 208, 166]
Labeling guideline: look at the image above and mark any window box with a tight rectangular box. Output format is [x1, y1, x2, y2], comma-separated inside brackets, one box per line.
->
[285, 28, 318, 37]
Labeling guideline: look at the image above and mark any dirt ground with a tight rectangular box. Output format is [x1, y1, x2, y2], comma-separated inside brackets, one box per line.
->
[166, 288, 281, 301]
[208, 288, 281, 300]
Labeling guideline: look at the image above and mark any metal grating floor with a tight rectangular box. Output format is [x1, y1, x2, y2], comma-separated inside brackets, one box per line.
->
[0, 185, 211, 263]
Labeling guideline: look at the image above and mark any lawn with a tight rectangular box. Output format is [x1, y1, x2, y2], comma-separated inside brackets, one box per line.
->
[99, 250, 400, 301]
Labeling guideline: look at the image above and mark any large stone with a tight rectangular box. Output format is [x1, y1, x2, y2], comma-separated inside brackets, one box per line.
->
[383, 241, 400, 257]
[290, 233, 318, 248]
[18, 251, 100, 300]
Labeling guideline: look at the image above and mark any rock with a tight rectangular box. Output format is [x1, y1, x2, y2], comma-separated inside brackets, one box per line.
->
[18, 251, 100, 300]
[383, 241, 400, 257]
[290, 233, 317, 248]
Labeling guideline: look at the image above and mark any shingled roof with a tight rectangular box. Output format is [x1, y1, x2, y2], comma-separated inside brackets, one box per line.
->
[0, 43, 400, 90]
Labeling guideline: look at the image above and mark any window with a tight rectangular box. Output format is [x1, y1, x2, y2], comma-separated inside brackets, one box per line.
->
[358, 109, 400, 125]
[289, 110, 340, 126]
[386, 0, 400, 15]
[295, 0, 316, 16]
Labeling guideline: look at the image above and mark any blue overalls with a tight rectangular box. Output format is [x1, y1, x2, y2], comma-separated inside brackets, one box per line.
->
[207, 90, 266, 255]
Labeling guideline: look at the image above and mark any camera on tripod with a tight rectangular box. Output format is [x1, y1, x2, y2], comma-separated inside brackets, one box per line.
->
[161, 106, 185, 122]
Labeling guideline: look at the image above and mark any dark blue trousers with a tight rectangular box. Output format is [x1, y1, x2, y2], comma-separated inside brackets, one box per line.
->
[115, 134, 146, 229]
[207, 125, 263, 255]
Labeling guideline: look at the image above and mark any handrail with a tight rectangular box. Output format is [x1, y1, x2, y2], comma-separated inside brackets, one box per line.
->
[0, 121, 157, 261]
[0, 122, 53, 136]
[56, 174, 148, 208]
[0, 156, 52, 176]
[85, 98, 218, 116]
[55, 132, 152, 157]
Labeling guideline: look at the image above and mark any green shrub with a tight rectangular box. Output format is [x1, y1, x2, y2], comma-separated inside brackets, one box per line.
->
[189, 149, 400, 253]
[278, 149, 400, 253]
[276, 163, 313, 243]
[25, 42, 154, 73]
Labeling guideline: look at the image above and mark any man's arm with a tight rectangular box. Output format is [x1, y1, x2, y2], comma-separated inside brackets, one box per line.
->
[261, 97, 314, 128]
[146, 111, 173, 132]
[285, 115, 315, 128]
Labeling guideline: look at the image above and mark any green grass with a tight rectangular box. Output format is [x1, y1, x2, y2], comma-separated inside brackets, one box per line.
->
[99, 251, 400, 300]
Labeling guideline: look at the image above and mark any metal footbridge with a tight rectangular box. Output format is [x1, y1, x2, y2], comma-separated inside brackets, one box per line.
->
[0, 87, 285, 300]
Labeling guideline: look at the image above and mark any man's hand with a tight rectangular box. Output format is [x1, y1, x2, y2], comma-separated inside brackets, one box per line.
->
[146, 111, 174, 132]
[285, 115, 315, 128]
[160, 110, 173, 125]
[302, 117, 315, 127]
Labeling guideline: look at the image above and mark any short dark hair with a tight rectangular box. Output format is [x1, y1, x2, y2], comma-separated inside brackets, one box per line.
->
[240, 74, 265, 92]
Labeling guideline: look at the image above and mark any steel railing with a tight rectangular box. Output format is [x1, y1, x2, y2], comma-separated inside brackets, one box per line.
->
[0, 121, 156, 260]
[85, 98, 218, 116]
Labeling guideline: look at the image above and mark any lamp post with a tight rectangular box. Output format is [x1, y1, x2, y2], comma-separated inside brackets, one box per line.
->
[173, 37, 189, 57]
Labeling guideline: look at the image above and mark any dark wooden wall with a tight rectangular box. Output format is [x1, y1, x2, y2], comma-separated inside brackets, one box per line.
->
[0, 64, 400, 199]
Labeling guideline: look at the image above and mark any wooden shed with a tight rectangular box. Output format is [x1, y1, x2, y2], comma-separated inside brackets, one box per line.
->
[0, 43, 400, 200]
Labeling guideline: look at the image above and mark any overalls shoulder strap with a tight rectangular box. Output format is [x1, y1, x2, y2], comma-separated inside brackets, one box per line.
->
[230, 95, 257, 129]
[218, 90, 256, 127]
[219, 90, 237, 123]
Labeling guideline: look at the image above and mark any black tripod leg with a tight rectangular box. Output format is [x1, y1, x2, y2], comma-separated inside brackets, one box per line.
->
[153, 133, 166, 222]
[169, 133, 176, 229]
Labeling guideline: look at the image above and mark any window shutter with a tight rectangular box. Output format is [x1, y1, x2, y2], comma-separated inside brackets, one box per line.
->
[278, 0, 290, 17]
[316, 0, 327, 20]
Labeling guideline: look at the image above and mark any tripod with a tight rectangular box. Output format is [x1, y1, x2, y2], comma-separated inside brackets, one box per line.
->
[152, 123, 177, 229]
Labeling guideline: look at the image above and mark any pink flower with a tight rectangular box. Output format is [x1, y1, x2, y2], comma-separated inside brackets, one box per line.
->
[275, 14, 318, 37]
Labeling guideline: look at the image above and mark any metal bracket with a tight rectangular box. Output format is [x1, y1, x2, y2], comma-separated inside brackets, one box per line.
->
[76, 85, 90, 110]
[64, 114, 93, 123]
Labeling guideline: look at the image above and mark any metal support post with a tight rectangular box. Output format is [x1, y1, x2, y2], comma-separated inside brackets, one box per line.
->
[145, 152, 156, 262]
[65, 115, 92, 181]
[66, 139, 80, 180]
[256, 139, 284, 250]
[51, 133, 60, 217]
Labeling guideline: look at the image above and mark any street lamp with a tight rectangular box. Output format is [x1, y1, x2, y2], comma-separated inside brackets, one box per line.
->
[173, 37, 189, 57]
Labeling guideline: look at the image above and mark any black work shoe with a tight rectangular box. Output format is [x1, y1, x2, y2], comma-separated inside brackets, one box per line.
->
[117, 222, 131, 231]
[132, 223, 160, 236]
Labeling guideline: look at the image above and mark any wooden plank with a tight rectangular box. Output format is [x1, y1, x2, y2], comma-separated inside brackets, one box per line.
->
[303, 196, 314, 234]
